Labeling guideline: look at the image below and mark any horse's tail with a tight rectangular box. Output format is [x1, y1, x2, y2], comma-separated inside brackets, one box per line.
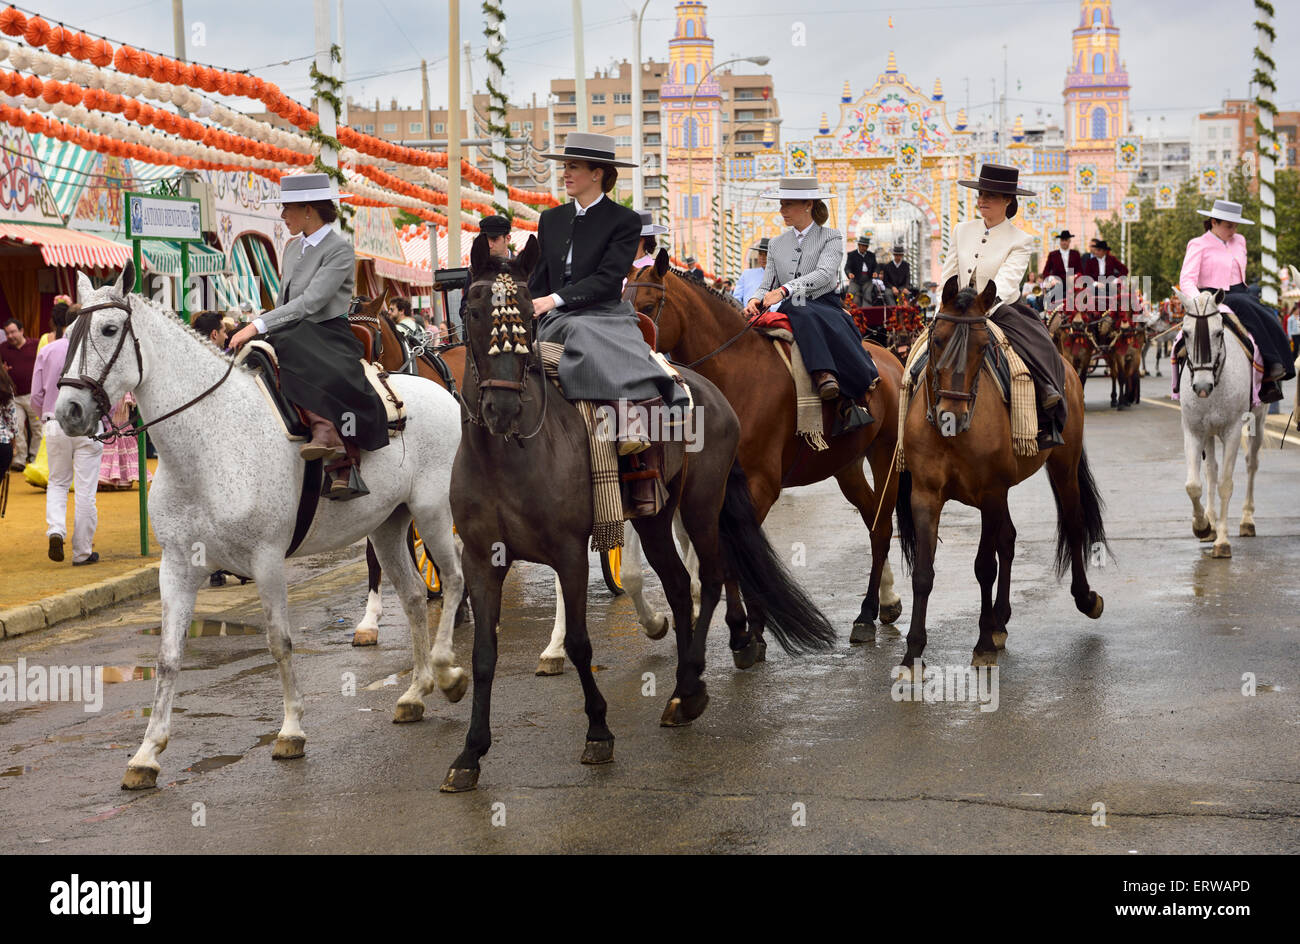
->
[894, 469, 917, 574]
[1052, 448, 1108, 578]
[718, 461, 835, 654]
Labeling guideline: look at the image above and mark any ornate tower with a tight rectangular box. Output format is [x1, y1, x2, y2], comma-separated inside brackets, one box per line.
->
[661, 1, 719, 263]
[1063, 0, 1131, 237]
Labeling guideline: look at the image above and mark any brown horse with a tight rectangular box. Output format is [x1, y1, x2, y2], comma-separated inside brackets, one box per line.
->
[1051, 308, 1097, 394]
[895, 278, 1107, 671]
[625, 252, 905, 651]
[1107, 319, 1144, 410]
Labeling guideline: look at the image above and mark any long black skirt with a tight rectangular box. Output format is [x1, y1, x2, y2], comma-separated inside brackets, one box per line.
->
[989, 301, 1068, 426]
[269, 316, 389, 452]
[1223, 285, 1295, 379]
[786, 292, 879, 399]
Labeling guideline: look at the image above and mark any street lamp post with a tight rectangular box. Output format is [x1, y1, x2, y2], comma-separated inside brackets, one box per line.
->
[630, 0, 651, 211]
[685, 54, 769, 262]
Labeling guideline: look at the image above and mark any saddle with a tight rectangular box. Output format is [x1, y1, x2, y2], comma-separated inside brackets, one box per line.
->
[234, 339, 407, 441]
[756, 323, 874, 449]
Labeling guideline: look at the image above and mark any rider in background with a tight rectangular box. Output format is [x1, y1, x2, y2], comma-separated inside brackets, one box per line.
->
[1177, 199, 1295, 403]
[732, 237, 769, 305]
[228, 172, 387, 501]
[940, 162, 1067, 448]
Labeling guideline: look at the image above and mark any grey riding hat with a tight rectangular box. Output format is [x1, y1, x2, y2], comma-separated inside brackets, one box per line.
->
[753, 237, 771, 253]
[637, 210, 669, 237]
[1197, 199, 1254, 225]
[891, 242, 905, 254]
[540, 131, 639, 167]
[856, 234, 871, 245]
[761, 176, 831, 200]
[267, 172, 352, 203]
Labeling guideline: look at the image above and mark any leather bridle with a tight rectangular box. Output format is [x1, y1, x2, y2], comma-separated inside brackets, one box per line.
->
[461, 273, 547, 442]
[1181, 309, 1225, 389]
[924, 311, 988, 433]
[57, 297, 236, 443]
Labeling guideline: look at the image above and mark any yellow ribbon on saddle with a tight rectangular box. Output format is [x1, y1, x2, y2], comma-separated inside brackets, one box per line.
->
[895, 320, 1038, 472]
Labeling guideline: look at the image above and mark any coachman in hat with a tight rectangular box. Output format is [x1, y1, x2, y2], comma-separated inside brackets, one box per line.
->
[844, 233, 877, 306]
[530, 132, 691, 515]
[229, 172, 387, 500]
[1041, 229, 1081, 302]
[882, 241, 912, 298]
[742, 176, 879, 403]
[940, 162, 1068, 446]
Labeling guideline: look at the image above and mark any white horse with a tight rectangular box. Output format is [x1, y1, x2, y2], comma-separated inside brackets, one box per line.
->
[1175, 288, 1265, 559]
[56, 264, 467, 790]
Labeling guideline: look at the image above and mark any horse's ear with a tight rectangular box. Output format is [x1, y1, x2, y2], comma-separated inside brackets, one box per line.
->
[941, 275, 959, 309]
[378, 282, 391, 310]
[469, 232, 491, 279]
[1212, 288, 1224, 308]
[76, 270, 95, 303]
[513, 234, 540, 280]
[115, 258, 136, 297]
[654, 247, 670, 279]
[979, 277, 998, 312]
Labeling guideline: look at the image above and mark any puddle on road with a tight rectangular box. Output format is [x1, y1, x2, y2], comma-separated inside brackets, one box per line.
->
[363, 670, 411, 691]
[139, 619, 262, 638]
[2, 764, 33, 776]
[101, 666, 156, 684]
[255, 732, 278, 748]
[185, 754, 243, 774]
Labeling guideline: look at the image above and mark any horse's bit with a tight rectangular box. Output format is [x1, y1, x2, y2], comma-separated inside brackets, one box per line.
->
[461, 272, 547, 443]
[58, 299, 238, 443]
[924, 312, 988, 435]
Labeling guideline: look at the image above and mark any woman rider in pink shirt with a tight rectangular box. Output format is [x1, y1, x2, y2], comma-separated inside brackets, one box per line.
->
[1178, 199, 1294, 402]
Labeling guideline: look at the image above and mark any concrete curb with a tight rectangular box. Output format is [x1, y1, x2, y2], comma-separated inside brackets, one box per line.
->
[0, 564, 161, 639]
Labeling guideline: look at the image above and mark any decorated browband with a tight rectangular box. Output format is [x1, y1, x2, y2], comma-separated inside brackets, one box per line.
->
[488, 273, 529, 356]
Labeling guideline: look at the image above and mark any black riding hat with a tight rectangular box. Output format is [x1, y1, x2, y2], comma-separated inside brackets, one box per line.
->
[958, 162, 1035, 197]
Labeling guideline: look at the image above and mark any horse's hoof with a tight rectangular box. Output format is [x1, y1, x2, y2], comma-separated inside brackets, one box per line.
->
[991, 630, 1008, 650]
[1192, 521, 1213, 540]
[731, 636, 764, 669]
[442, 670, 469, 703]
[849, 621, 876, 644]
[895, 661, 925, 684]
[121, 765, 159, 790]
[1239, 522, 1256, 537]
[660, 692, 710, 727]
[1211, 542, 1232, 559]
[580, 739, 614, 765]
[644, 614, 669, 641]
[352, 627, 378, 647]
[535, 656, 565, 676]
[1084, 592, 1104, 620]
[879, 600, 903, 625]
[392, 702, 424, 724]
[271, 735, 306, 760]
[971, 649, 998, 667]
[440, 767, 479, 793]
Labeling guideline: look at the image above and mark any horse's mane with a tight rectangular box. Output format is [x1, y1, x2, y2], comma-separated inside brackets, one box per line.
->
[76, 283, 248, 371]
[668, 266, 743, 311]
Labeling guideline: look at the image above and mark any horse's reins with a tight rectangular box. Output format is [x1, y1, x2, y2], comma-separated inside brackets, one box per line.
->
[58, 299, 237, 443]
[625, 267, 764, 370]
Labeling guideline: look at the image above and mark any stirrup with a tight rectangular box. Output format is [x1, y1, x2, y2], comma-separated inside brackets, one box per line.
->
[325, 465, 370, 501]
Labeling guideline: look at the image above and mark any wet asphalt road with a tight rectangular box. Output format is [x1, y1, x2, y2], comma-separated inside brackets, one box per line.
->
[2, 383, 1298, 854]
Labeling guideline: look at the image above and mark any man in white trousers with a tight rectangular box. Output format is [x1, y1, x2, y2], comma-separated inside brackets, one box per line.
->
[30, 330, 102, 565]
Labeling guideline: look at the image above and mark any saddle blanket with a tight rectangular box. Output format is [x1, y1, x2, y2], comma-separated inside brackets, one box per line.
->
[756, 326, 828, 451]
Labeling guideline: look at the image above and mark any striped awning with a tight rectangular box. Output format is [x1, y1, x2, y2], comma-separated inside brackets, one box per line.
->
[0, 223, 132, 268]
[107, 238, 228, 277]
[242, 237, 280, 299]
[30, 135, 100, 221]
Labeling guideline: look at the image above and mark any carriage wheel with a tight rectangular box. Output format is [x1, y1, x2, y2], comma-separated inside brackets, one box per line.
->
[600, 546, 625, 596]
[408, 524, 443, 599]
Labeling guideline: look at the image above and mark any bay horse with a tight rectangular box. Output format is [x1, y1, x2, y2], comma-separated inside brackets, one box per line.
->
[624, 252, 905, 651]
[442, 237, 833, 792]
[1051, 308, 1096, 394]
[895, 277, 1107, 672]
[1107, 318, 1144, 410]
[55, 262, 468, 790]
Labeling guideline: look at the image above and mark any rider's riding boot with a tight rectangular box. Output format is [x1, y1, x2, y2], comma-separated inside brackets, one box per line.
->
[299, 409, 346, 462]
[1259, 380, 1283, 404]
[325, 443, 369, 501]
[813, 370, 841, 401]
[608, 399, 651, 456]
[621, 443, 667, 519]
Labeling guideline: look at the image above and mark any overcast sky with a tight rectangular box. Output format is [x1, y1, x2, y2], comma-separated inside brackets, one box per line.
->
[28, 0, 1300, 140]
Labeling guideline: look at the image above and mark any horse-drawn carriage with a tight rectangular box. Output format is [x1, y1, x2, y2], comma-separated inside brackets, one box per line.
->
[850, 296, 926, 362]
[1048, 284, 1152, 410]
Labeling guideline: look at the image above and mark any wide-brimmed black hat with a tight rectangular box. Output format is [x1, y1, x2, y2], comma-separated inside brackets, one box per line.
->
[1093, 239, 1111, 252]
[539, 131, 638, 168]
[958, 162, 1035, 197]
[1056, 229, 1074, 239]
[479, 215, 511, 237]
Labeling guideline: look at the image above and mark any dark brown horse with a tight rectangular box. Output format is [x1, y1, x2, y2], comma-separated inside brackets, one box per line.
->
[895, 278, 1107, 671]
[1051, 308, 1097, 395]
[1107, 319, 1144, 410]
[624, 252, 905, 651]
[442, 238, 834, 792]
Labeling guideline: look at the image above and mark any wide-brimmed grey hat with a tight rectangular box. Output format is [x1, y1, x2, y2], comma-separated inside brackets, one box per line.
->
[540, 131, 639, 167]
[1197, 199, 1254, 225]
[891, 241, 905, 254]
[267, 172, 351, 203]
[752, 237, 770, 253]
[761, 176, 831, 200]
[637, 209, 668, 237]
[856, 234, 871, 245]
